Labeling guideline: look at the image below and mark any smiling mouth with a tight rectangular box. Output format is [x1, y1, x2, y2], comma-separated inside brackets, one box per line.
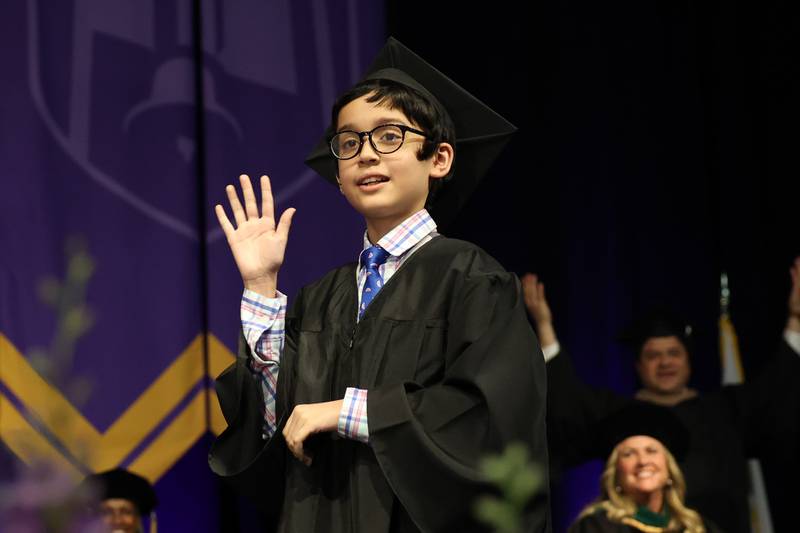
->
[358, 175, 390, 187]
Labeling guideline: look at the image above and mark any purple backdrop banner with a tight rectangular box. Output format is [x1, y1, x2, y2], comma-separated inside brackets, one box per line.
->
[0, 0, 383, 530]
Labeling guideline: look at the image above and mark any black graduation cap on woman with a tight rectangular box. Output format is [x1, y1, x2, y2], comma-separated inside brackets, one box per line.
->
[305, 37, 517, 228]
[596, 401, 690, 461]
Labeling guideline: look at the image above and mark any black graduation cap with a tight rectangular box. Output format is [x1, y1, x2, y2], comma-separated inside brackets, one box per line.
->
[82, 468, 158, 516]
[617, 306, 693, 357]
[597, 401, 690, 462]
[304, 37, 517, 227]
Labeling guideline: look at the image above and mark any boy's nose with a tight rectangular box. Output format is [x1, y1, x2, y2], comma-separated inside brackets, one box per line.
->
[358, 136, 381, 161]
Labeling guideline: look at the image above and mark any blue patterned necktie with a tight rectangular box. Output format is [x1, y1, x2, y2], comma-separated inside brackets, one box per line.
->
[359, 244, 391, 319]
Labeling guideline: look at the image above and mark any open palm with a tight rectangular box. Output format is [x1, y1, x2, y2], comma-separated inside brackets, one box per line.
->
[215, 174, 295, 292]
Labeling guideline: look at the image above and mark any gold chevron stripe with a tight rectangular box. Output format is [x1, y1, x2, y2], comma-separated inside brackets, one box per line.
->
[0, 392, 81, 479]
[127, 389, 206, 483]
[0, 333, 101, 452]
[94, 335, 205, 470]
[0, 332, 236, 481]
[207, 332, 236, 380]
[0, 333, 205, 470]
[206, 332, 235, 436]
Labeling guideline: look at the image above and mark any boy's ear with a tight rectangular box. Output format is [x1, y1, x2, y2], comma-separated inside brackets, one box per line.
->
[335, 174, 344, 194]
[429, 142, 454, 179]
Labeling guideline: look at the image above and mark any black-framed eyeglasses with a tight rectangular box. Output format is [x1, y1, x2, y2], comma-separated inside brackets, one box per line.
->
[329, 124, 427, 160]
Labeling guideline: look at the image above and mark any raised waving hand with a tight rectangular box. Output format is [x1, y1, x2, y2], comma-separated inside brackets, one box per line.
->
[215, 174, 296, 297]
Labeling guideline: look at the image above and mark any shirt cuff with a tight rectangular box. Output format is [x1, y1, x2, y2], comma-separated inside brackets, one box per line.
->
[338, 387, 369, 443]
[241, 289, 286, 365]
[785, 329, 800, 356]
[541, 341, 561, 362]
[241, 288, 286, 324]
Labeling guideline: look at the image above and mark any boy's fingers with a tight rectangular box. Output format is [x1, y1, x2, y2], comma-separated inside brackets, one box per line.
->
[284, 408, 305, 447]
[240, 174, 259, 220]
[283, 430, 299, 457]
[293, 426, 314, 466]
[226, 183, 246, 226]
[277, 208, 296, 239]
[214, 205, 234, 238]
[288, 440, 310, 465]
[261, 175, 275, 226]
[283, 411, 296, 439]
[282, 406, 316, 466]
[286, 434, 310, 464]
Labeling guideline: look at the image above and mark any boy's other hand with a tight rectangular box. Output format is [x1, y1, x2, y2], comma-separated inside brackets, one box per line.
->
[215, 174, 296, 297]
[283, 400, 344, 466]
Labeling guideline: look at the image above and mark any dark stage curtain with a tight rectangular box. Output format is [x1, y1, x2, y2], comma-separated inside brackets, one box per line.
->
[388, 1, 799, 530]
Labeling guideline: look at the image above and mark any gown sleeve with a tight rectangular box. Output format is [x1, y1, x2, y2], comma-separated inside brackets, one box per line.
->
[545, 347, 630, 469]
[727, 338, 800, 457]
[207, 288, 306, 514]
[567, 512, 618, 533]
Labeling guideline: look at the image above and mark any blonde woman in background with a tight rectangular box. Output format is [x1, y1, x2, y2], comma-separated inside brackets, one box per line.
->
[569, 403, 722, 533]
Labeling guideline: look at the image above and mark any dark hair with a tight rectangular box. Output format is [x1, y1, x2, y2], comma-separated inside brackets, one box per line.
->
[330, 79, 456, 207]
[617, 307, 694, 360]
[637, 334, 693, 362]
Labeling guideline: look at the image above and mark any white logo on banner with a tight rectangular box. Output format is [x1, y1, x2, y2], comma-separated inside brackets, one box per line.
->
[27, 0, 357, 242]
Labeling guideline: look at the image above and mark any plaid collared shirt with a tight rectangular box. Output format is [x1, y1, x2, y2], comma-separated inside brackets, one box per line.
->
[241, 209, 438, 443]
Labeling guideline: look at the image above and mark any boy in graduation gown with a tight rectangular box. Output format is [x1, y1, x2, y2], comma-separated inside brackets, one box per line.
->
[208, 38, 550, 532]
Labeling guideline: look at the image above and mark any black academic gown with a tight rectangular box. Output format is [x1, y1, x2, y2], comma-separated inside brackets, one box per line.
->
[209, 236, 551, 533]
[547, 342, 800, 533]
[568, 510, 723, 533]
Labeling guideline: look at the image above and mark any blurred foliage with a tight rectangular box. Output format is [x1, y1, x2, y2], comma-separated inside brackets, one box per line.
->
[31, 236, 95, 388]
[474, 442, 544, 533]
[0, 237, 103, 532]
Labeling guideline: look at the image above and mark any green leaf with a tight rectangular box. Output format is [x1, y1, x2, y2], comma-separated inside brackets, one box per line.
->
[506, 466, 542, 507]
[69, 252, 95, 282]
[474, 496, 521, 533]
